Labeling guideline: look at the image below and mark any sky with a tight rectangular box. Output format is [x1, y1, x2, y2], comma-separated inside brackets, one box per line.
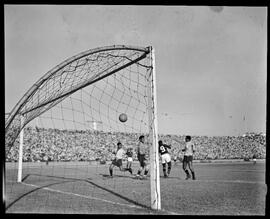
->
[4, 5, 267, 136]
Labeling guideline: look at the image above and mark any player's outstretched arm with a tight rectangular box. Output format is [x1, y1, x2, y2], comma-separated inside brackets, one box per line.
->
[165, 144, 172, 149]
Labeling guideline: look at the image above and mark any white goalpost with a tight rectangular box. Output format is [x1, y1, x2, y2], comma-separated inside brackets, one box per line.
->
[5, 45, 161, 212]
[17, 114, 24, 183]
[148, 47, 161, 210]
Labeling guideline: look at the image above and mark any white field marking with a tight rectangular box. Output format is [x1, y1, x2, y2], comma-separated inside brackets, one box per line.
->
[20, 181, 144, 209]
[183, 179, 265, 185]
[231, 170, 265, 173]
[5, 180, 180, 215]
[18, 181, 178, 214]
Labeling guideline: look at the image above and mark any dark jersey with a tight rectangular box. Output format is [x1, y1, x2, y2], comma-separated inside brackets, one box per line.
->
[159, 144, 171, 155]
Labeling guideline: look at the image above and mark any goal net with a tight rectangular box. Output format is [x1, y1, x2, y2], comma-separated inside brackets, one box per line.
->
[5, 45, 160, 213]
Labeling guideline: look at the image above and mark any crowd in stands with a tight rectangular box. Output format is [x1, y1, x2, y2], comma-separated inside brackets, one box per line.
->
[6, 127, 266, 162]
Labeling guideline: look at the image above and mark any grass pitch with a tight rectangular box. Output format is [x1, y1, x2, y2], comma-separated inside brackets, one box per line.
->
[5, 160, 266, 215]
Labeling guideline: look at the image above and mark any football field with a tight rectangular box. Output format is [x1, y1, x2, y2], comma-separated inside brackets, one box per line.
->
[5, 160, 266, 215]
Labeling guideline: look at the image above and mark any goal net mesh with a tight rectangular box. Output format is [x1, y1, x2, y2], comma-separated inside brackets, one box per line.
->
[5, 46, 156, 213]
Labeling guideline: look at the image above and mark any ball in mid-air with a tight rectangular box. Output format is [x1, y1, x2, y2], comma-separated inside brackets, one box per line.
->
[119, 113, 128, 122]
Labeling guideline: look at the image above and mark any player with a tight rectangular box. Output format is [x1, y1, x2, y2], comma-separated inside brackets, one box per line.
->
[125, 147, 133, 174]
[44, 154, 49, 165]
[136, 135, 150, 179]
[109, 142, 125, 177]
[182, 135, 196, 180]
[158, 140, 172, 178]
[252, 153, 257, 165]
[172, 149, 178, 165]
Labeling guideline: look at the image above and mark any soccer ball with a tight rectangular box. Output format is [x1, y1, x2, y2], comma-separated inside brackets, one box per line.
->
[119, 113, 127, 122]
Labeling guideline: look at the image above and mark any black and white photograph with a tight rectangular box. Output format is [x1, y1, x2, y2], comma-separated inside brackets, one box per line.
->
[4, 5, 267, 215]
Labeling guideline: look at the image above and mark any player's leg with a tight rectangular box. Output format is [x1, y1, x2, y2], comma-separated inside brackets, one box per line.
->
[127, 158, 132, 170]
[143, 159, 149, 177]
[166, 154, 172, 176]
[137, 166, 143, 176]
[187, 159, 196, 180]
[167, 161, 172, 176]
[128, 159, 133, 174]
[125, 161, 129, 170]
[125, 160, 133, 174]
[119, 165, 123, 171]
[174, 156, 177, 165]
[161, 155, 167, 177]
[183, 156, 190, 179]
[109, 163, 115, 177]
[129, 165, 133, 174]
[118, 159, 125, 172]
[162, 163, 167, 177]
[136, 154, 143, 177]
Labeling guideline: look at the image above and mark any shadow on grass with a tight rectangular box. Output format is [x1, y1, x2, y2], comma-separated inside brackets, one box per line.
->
[5, 174, 78, 211]
[6, 173, 151, 212]
[84, 178, 150, 209]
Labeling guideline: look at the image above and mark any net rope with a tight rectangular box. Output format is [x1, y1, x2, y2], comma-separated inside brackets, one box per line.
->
[5, 46, 151, 153]
[5, 46, 155, 213]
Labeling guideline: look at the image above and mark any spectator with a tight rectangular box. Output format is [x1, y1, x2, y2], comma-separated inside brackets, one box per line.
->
[6, 126, 266, 162]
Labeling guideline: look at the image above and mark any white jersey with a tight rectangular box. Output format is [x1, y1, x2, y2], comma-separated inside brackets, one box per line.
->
[115, 148, 125, 160]
[184, 141, 195, 156]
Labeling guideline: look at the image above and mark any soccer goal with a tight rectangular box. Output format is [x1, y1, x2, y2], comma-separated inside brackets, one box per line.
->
[5, 45, 161, 213]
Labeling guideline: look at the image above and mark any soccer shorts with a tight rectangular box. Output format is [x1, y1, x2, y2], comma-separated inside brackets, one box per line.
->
[161, 153, 171, 164]
[138, 154, 147, 167]
[112, 159, 122, 167]
[127, 157, 133, 162]
[183, 155, 193, 163]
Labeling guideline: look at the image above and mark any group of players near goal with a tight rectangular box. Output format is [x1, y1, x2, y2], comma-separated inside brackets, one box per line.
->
[109, 135, 196, 180]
